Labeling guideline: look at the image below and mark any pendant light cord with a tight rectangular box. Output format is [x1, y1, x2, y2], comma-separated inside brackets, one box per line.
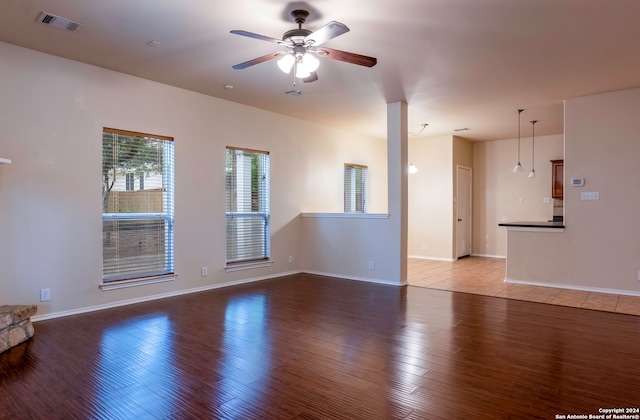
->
[531, 120, 537, 168]
[513, 109, 525, 172]
[528, 119, 538, 178]
[517, 109, 524, 163]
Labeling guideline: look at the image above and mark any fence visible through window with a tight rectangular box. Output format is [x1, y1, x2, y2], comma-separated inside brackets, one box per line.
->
[102, 128, 175, 282]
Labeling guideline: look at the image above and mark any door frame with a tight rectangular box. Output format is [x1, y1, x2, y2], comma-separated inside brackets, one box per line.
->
[456, 165, 472, 258]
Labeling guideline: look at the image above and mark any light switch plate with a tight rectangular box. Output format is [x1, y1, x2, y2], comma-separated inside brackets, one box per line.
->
[581, 192, 599, 200]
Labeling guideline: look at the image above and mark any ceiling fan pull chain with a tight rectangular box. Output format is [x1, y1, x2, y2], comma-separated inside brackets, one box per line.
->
[293, 60, 297, 86]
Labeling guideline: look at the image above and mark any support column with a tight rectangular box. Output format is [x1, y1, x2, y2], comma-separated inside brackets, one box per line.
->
[387, 101, 408, 285]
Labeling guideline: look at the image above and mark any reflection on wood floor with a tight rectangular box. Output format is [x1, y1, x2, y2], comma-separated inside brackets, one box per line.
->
[2, 273, 640, 418]
[408, 256, 640, 316]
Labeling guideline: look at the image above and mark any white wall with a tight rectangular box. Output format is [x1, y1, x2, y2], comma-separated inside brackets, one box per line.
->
[408, 135, 454, 260]
[472, 133, 564, 257]
[301, 101, 408, 286]
[0, 42, 387, 318]
[407, 135, 473, 261]
[300, 214, 401, 284]
[504, 87, 640, 295]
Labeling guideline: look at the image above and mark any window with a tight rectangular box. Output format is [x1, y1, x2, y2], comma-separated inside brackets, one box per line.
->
[125, 173, 135, 191]
[225, 147, 270, 264]
[139, 173, 145, 191]
[102, 128, 175, 283]
[344, 164, 368, 213]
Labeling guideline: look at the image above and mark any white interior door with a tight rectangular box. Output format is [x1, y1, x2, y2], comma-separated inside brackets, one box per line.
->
[456, 166, 472, 258]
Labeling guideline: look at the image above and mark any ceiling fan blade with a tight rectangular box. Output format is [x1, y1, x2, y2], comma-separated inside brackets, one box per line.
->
[303, 72, 318, 83]
[305, 21, 349, 46]
[232, 51, 284, 69]
[230, 30, 283, 44]
[316, 47, 377, 67]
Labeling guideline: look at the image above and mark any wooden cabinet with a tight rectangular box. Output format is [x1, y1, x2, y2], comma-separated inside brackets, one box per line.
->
[551, 159, 563, 199]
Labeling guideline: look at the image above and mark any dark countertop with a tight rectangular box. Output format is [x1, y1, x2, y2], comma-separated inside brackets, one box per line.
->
[499, 221, 565, 229]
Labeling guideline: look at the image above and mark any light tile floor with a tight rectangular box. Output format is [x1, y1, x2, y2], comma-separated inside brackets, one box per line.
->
[408, 256, 640, 316]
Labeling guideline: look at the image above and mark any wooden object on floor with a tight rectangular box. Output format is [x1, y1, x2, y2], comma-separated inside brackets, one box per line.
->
[1, 275, 639, 419]
[0, 305, 37, 354]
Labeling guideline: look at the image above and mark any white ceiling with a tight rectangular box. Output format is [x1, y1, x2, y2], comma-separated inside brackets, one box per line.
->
[2, 0, 640, 141]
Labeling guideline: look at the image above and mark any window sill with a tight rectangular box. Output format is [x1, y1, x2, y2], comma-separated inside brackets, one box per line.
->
[99, 274, 176, 291]
[225, 260, 274, 272]
[301, 213, 390, 219]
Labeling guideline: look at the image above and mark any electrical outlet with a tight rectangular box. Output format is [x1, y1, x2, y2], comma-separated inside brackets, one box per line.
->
[40, 288, 51, 302]
[637, 271, 640, 281]
[422, 244, 428, 251]
[288, 256, 293, 263]
[368, 261, 375, 270]
[201, 266, 208, 277]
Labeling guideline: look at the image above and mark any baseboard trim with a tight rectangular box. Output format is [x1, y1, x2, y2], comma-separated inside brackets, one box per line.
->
[409, 255, 505, 261]
[505, 277, 640, 297]
[471, 253, 506, 259]
[32, 270, 303, 322]
[407, 255, 456, 262]
[303, 270, 408, 287]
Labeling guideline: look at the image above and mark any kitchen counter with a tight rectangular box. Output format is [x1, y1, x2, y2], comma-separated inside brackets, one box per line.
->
[499, 221, 565, 232]
[499, 221, 564, 229]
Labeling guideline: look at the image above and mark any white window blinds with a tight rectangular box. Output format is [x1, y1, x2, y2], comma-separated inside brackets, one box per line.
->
[344, 164, 368, 213]
[226, 147, 270, 264]
[102, 128, 175, 282]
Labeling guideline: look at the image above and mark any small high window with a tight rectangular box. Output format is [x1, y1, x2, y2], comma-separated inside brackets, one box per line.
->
[344, 164, 367, 213]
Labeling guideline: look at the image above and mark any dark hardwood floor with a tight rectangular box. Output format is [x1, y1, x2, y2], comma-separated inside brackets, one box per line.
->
[2, 273, 640, 419]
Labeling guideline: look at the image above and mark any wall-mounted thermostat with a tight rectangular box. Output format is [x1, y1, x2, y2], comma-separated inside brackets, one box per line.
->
[571, 177, 585, 187]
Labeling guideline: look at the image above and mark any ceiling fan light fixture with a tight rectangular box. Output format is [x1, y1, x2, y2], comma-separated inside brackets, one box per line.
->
[295, 65, 311, 79]
[302, 53, 319, 72]
[277, 54, 295, 73]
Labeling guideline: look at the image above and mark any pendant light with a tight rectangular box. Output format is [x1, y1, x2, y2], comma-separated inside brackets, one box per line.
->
[512, 109, 524, 172]
[528, 120, 538, 178]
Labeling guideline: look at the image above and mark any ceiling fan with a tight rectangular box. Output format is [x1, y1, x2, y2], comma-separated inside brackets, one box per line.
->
[230, 9, 377, 84]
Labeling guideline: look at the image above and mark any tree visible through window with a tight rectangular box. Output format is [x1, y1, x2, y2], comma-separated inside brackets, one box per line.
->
[344, 164, 368, 213]
[225, 147, 270, 264]
[102, 128, 175, 282]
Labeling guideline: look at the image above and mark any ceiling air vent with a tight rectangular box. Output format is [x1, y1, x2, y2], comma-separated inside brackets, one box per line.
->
[36, 12, 84, 32]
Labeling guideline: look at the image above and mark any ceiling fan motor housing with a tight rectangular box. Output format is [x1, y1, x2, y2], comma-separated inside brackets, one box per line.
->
[283, 10, 313, 45]
[291, 10, 309, 24]
[282, 28, 311, 44]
